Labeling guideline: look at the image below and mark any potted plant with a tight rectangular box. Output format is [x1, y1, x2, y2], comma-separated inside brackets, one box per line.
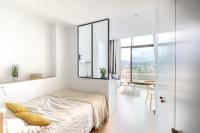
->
[11, 65, 19, 81]
[100, 68, 107, 79]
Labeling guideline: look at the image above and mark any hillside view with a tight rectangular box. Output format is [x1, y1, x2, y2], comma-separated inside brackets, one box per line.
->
[121, 46, 155, 81]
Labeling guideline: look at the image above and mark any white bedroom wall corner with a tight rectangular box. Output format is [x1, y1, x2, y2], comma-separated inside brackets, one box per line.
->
[0, 23, 69, 103]
[108, 79, 120, 114]
[0, 4, 57, 81]
[49, 23, 57, 77]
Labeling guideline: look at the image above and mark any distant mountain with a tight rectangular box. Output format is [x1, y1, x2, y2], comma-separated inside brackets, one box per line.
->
[121, 58, 154, 66]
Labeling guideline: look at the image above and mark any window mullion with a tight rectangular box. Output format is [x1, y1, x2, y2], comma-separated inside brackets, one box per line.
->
[131, 37, 133, 82]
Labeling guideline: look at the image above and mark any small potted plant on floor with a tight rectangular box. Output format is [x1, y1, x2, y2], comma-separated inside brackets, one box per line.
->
[100, 68, 107, 79]
[11, 65, 19, 81]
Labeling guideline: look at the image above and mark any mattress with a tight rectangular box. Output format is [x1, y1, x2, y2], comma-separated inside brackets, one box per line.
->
[4, 96, 94, 133]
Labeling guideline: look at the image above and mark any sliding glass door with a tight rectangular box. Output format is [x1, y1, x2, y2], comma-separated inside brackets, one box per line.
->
[121, 48, 131, 82]
[120, 38, 131, 82]
[120, 35, 155, 82]
[132, 46, 155, 81]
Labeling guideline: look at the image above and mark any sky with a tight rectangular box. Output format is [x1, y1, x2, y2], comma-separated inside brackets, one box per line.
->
[120, 35, 155, 63]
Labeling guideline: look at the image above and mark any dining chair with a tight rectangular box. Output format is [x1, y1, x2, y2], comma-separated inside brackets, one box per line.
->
[121, 81, 135, 95]
[145, 85, 156, 110]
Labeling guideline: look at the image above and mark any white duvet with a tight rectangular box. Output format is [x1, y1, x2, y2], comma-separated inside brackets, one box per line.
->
[4, 96, 94, 133]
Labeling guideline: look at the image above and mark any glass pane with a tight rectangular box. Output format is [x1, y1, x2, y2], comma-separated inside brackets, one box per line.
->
[132, 47, 155, 81]
[93, 20, 108, 78]
[78, 24, 92, 77]
[120, 37, 131, 47]
[132, 35, 153, 46]
[121, 48, 131, 82]
[158, 32, 175, 44]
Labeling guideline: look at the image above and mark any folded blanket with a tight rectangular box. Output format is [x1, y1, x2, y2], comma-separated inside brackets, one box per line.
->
[53, 89, 108, 129]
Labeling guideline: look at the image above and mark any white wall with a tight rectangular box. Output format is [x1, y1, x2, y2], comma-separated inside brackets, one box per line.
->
[108, 79, 120, 114]
[0, 24, 69, 103]
[0, 4, 56, 82]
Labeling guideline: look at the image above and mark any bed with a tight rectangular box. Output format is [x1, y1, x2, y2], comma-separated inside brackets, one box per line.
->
[3, 89, 108, 133]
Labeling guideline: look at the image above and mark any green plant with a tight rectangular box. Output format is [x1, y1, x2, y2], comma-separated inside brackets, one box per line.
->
[100, 68, 107, 79]
[11, 65, 19, 78]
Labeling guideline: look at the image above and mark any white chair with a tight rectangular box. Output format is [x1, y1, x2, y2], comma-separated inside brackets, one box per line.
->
[145, 85, 156, 110]
[121, 81, 135, 96]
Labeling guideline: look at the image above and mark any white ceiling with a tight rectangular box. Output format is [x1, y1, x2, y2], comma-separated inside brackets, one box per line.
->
[0, 0, 156, 25]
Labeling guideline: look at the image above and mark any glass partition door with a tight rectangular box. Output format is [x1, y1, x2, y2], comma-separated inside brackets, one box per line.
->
[120, 35, 155, 82]
[93, 20, 109, 78]
[121, 48, 131, 82]
[132, 47, 155, 81]
[78, 19, 109, 79]
[78, 24, 92, 77]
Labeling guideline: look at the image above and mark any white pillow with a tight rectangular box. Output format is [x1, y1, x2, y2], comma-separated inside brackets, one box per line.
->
[4, 118, 26, 133]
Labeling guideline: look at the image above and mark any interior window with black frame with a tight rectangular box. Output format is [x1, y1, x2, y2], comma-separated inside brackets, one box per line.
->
[78, 19, 109, 79]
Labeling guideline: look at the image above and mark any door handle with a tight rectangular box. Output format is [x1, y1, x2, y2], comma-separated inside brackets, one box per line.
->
[161, 99, 166, 103]
[171, 128, 179, 133]
[160, 96, 166, 103]
[160, 96, 165, 100]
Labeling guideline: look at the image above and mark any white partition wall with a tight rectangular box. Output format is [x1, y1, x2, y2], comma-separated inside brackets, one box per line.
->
[156, 0, 176, 132]
[157, 0, 200, 132]
[176, 0, 200, 132]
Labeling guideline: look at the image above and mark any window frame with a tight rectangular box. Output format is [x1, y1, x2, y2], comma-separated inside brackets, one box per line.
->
[121, 36, 155, 82]
[77, 18, 110, 80]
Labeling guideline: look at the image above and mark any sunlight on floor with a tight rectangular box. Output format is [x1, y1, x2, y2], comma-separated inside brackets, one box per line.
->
[91, 86, 156, 133]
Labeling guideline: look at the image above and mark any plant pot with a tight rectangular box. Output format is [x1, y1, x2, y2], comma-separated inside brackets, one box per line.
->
[12, 77, 18, 82]
[101, 76, 106, 79]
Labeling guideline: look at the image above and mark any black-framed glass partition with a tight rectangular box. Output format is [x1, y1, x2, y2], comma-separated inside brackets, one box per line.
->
[78, 19, 109, 79]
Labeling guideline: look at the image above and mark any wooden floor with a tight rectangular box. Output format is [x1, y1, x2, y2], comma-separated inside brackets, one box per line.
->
[91, 86, 156, 133]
